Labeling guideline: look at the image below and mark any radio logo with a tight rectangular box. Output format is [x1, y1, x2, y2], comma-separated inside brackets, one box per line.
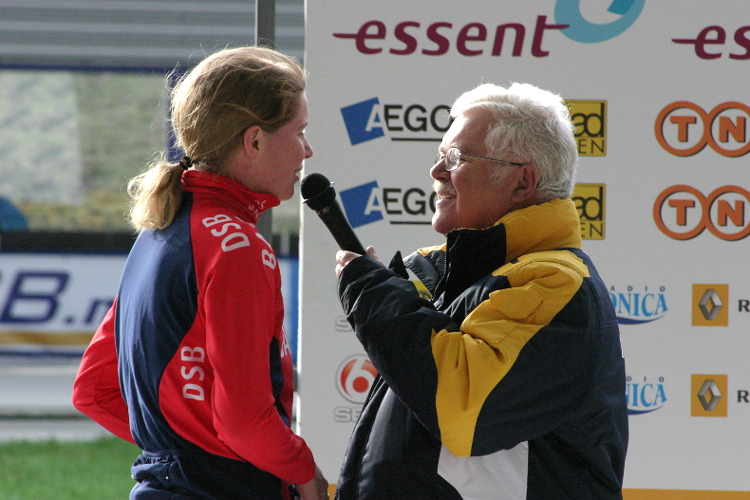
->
[691, 374, 728, 417]
[567, 100, 606, 157]
[610, 286, 668, 325]
[627, 375, 667, 415]
[335, 355, 378, 404]
[572, 184, 605, 240]
[692, 284, 729, 327]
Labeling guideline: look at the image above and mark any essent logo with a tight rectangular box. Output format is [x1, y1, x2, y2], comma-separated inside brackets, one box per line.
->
[555, 0, 645, 43]
[653, 185, 750, 241]
[340, 98, 450, 145]
[335, 355, 378, 404]
[691, 374, 728, 417]
[609, 286, 668, 325]
[332, 1, 643, 57]
[655, 101, 750, 157]
[692, 284, 729, 327]
[673, 24, 750, 60]
[626, 375, 667, 415]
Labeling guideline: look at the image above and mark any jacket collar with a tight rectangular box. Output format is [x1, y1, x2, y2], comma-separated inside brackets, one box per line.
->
[437, 198, 581, 305]
[181, 169, 279, 224]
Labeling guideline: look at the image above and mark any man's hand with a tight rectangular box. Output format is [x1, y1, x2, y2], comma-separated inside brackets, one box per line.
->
[296, 465, 329, 500]
[335, 246, 378, 277]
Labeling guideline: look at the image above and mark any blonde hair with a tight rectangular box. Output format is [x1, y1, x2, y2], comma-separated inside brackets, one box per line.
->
[128, 46, 306, 230]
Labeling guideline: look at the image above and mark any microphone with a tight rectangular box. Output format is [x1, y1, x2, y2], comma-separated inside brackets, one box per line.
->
[300, 173, 367, 255]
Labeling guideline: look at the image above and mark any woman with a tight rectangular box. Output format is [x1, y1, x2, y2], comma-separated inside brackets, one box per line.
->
[72, 46, 328, 500]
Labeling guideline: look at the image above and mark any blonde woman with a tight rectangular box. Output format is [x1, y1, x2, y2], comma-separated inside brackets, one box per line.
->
[73, 46, 328, 500]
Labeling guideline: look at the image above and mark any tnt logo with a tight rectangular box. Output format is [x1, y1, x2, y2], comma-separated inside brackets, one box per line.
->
[335, 355, 378, 404]
[692, 284, 729, 327]
[340, 98, 450, 145]
[653, 185, 750, 241]
[691, 374, 728, 417]
[655, 101, 750, 157]
[572, 183, 605, 240]
[567, 100, 606, 156]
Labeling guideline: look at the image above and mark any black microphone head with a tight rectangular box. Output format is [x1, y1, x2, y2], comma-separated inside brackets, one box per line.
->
[301, 172, 336, 211]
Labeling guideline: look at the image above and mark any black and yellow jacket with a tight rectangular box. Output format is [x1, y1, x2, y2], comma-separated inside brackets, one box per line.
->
[336, 198, 628, 500]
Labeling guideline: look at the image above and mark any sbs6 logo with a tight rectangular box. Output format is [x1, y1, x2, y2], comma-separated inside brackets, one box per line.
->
[653, 185, 750, 241]
[335, 354, 378, 403]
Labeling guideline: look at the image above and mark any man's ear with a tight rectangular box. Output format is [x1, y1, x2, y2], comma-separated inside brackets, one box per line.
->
[242, 125, 263, 159]
[512, 163, 539, 203]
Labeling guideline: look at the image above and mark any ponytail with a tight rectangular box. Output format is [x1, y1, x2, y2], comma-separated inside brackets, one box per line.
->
[127, 156, 189, 231]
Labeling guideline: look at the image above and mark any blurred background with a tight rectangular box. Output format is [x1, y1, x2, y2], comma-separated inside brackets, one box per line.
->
[0, 0, 304, 440]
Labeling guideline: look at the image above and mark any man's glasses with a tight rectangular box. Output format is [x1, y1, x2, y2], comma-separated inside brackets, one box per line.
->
[435, 147, 526, 172]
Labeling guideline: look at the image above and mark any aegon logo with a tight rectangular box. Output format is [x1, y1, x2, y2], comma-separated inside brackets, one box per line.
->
[673, 25, 750, 60]
[692, 284, 729, 327]
[691, 374, 728, 417]
[653, 185, 750, 241]
[655, 101, 750, 157]
[340, 180, 435, 228]
[609, 285, 668, 325]
[340, 98, 451, 145]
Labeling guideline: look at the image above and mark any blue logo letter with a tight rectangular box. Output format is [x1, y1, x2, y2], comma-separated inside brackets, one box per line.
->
[340, 98, 385, 145]
[340, 181, 384, 228]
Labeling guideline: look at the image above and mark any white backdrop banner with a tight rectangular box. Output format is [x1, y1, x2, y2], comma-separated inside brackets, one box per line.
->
[300, 0, 750, 497]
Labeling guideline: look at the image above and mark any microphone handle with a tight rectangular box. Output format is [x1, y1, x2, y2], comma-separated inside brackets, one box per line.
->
[316, 201, 367, 255]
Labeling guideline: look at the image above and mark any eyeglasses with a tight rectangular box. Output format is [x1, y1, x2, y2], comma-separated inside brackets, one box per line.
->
[435, 147, 526, 172]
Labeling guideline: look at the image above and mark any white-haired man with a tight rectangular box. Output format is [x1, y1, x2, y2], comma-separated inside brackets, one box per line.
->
[334, 83, 628, 499]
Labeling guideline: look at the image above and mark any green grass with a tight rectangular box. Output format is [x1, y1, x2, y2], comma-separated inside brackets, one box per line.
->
[0, 438, 140, 500]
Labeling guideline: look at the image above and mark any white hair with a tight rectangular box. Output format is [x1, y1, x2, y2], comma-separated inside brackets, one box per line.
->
[451, 82, 578, 200]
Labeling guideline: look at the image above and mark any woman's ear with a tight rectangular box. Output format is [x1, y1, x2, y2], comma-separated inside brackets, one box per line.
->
[242, 125, 263, 159]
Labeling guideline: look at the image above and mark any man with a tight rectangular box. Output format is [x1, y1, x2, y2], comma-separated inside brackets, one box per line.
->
[333, 83, 628, 499]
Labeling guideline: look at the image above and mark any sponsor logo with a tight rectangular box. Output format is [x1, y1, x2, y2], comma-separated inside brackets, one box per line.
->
[335, 354, 378, 404]
[655, 101, 750, 157]
[567, 100, 606, 156]
[340, 98, 450, 145]
[555, 0, 645, 43]
[673, 25, 750, 60]
[572, 184, 605, 240]
[653, 185, 750, 241]
[332, 1, 643, 57]
[610, 286, 668, 325]
[340, 180, 604, 231]
[340, 181, 435, 228]
[626, 375, 667, 415]
[692, 284, 729, 327]
[333, 16, 568, 58]
[691, 374, 728, 417]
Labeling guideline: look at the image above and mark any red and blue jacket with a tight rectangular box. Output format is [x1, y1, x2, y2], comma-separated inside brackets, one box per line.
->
[73, 170, 315, 499]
